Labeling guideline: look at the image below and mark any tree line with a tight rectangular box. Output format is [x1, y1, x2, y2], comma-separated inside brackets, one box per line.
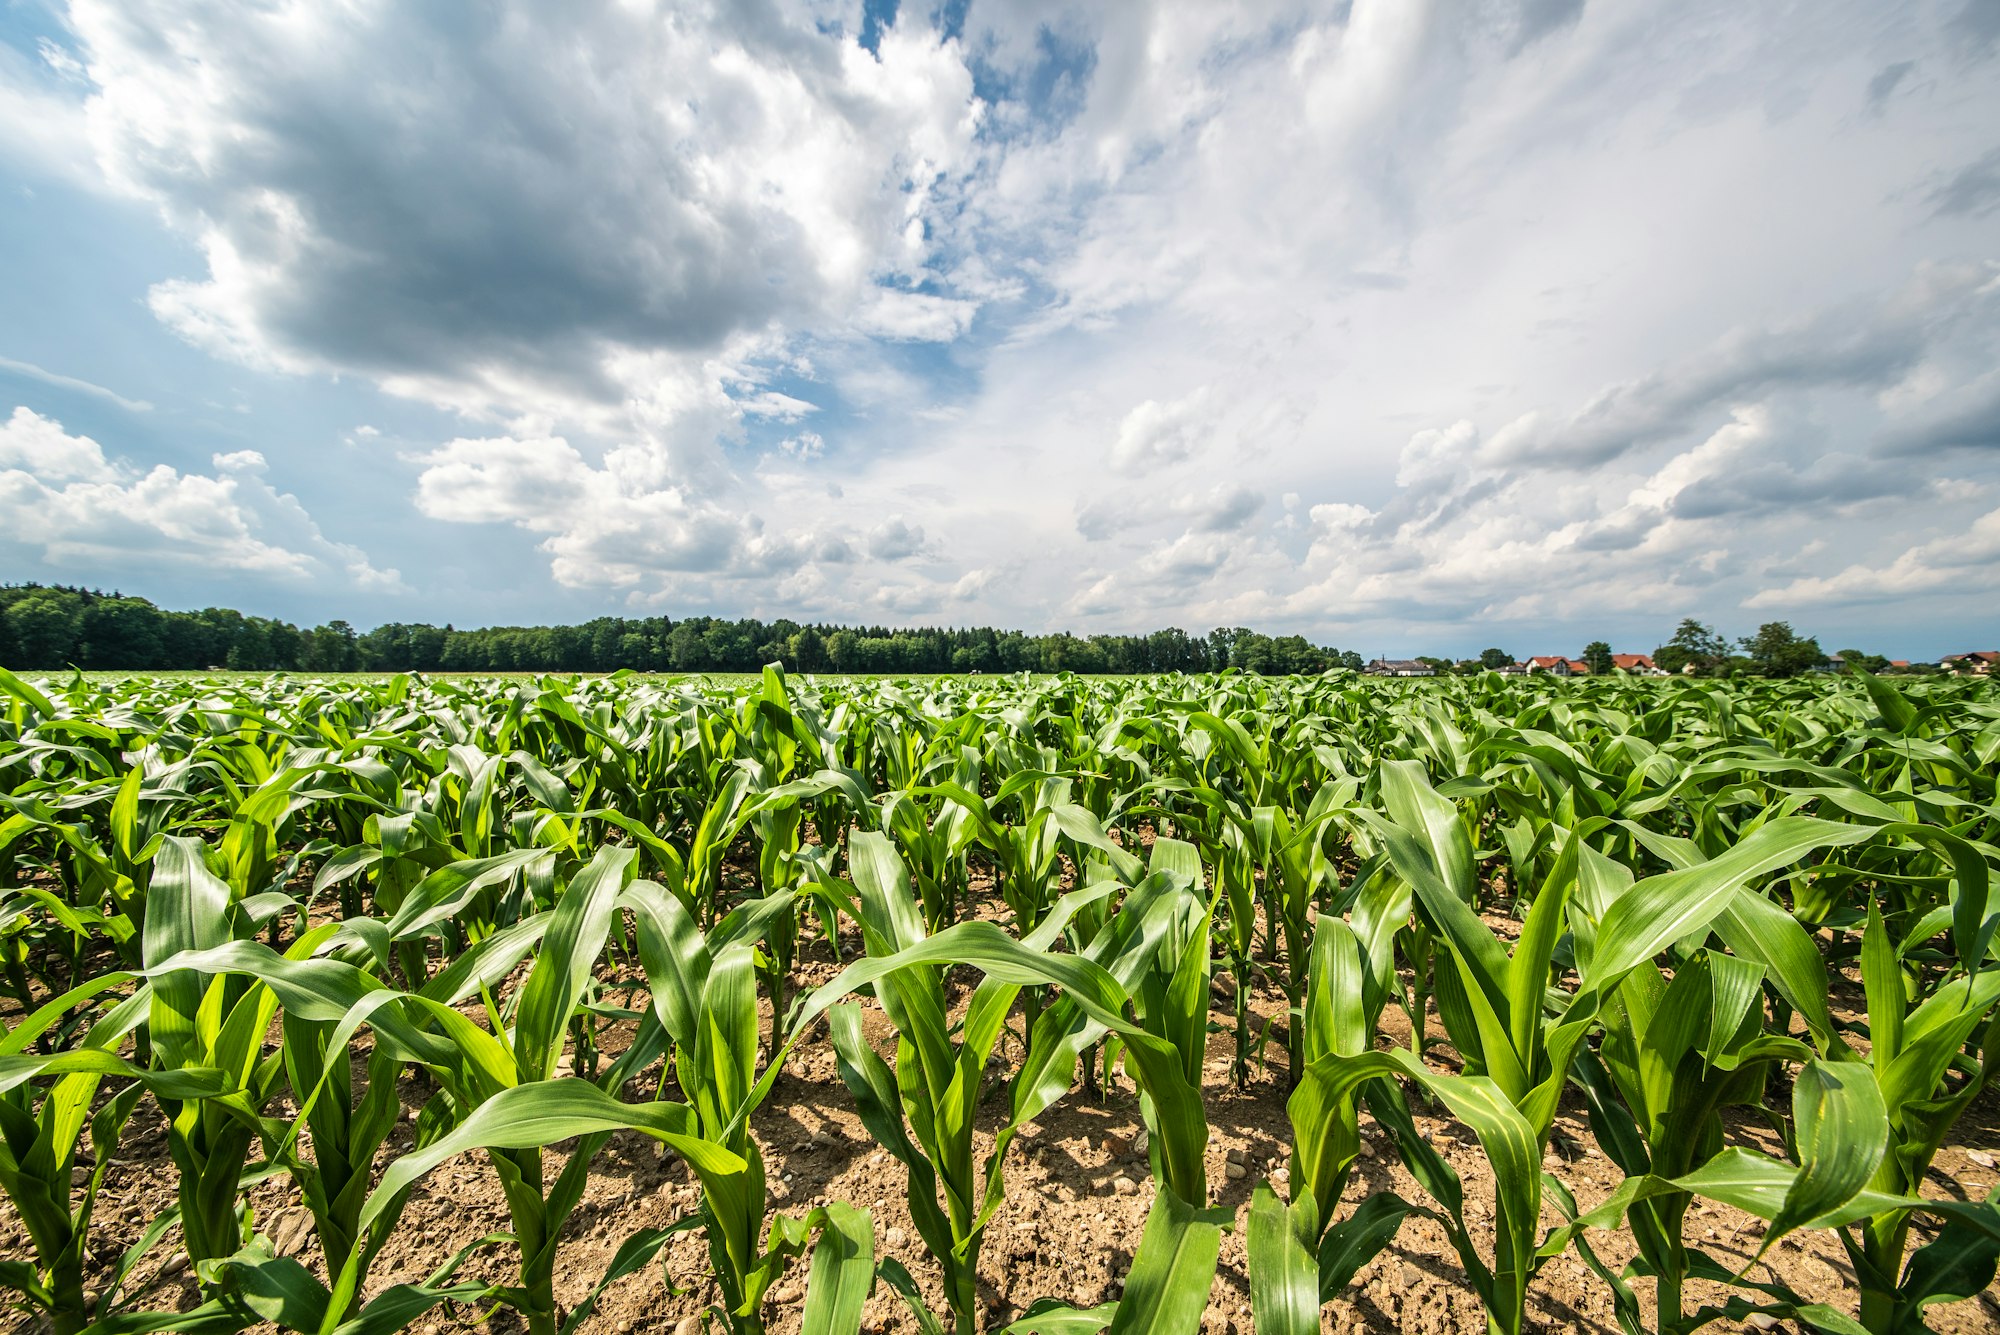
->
[0, 585, 1369, 676]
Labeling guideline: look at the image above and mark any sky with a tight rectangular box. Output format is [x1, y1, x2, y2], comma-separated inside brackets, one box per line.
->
[1, 0, 1997, 659]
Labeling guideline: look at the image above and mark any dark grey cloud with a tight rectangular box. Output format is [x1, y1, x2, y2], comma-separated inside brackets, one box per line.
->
[1866, 60, 1915, 112]
[1512, 0, 1588, 52]
[1950, 0, 2000, 59]
[1483, 264, 1996, 469]
[1188, 485, 1265, 533]
[1886, 372, 2000, 453]
[1073, 502, 1133, 542]
[1929, 147, 2000, 218]
[1670, 454, 1922, 519]
[867, 517, 929, 561]
[1570, 509, 1658, 552]
[73, 2, 976, 399]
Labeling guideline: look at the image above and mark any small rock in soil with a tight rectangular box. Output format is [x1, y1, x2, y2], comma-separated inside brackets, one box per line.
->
[1400, 1263, 1423, 1288]
[770, 1280, 803, 1304]
[1744, 1315, 1781, 1332]
[885, 1226, 907, 1247]
[675, 1319, 701, 1335]
[1965, 1149, 1995, 1169]
[1225, 1162, 1247, 1179]
[1132, 1129, 1150, 1155]
[1112, 1176, 1138, 1196]
[1104, 1134, 1131, 1158]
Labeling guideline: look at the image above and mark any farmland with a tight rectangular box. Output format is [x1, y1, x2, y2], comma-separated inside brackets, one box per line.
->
[1, 666, 1997, 1335]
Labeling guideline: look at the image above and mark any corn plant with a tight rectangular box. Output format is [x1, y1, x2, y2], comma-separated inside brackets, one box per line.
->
[1247, 915, 1412, 1335]
[800, 835, 1220, 1334]
[0, 984, 225, 1335]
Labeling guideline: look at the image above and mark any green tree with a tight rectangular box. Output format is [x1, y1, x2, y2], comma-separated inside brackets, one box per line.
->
[1582, 640, 1613, 675]
[302, 620, 360, 672]
[1478, 647, 1513, 669]
[1740, 621, 1825, 677]
[79, 597, 166, 668]
[665, 621, 707, 671]
[787, 626, 828, 672]
[3, 589, 84, 667]
[1657, 618, 1729, 675]
[226, 620, 271, 670]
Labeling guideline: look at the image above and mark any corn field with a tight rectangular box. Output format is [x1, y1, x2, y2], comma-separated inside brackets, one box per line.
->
[1, 664, 1997, 1335]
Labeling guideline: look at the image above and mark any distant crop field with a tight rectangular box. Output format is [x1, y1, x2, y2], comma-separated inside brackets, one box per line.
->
[1, 666, 1995, 1335]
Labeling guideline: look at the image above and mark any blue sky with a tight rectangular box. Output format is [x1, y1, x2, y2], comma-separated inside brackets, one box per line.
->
[1, 1, 1997, 658]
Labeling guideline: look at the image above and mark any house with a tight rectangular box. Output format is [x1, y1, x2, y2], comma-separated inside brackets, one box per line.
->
[1366, 658, 1436, 677]
[1611, 653, 1662, 675]
[1942, 651, 1999, 675]
[1526, 656, 1573, 677]
[1493, 661, 1527, 675]
[1888, 660, 1910, 670]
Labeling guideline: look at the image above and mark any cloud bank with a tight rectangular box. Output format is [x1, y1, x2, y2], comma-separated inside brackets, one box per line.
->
[0, 0, 1996, 648]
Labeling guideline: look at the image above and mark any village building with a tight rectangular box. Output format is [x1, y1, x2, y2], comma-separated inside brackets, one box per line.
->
[1366, 658, 1436, 677]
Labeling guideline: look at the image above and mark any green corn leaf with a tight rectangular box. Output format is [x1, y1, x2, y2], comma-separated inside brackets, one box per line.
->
[1894, 1187, 2000, 1329]
[1860, 898, 1904, 1073]
[1246, 1181, 1318, 1335]
[358, 1080, 739, 1236]
[1767, 1060, 1889, 1251]
[999, 1304, 1117, 1335]
[380, 847, 553, 940]
[1314, 1193, 1416, 1299]
[514, 845, 636, 1081]
[1105, 1187, 1230, 1335]
[1854, 668, 1919, 736]
[556, 1223, 695, 1335]
[876, 1258, 950, 1335]
[1586, 817, 1881, 988]
[799, 1202, 877, 1335]
[0, 663, 57, 719]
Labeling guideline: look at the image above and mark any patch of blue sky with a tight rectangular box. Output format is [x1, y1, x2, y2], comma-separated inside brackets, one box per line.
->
[964, 20, 1095, 142]
[0, 1, 76, 64]
[858, 0, 901, 54]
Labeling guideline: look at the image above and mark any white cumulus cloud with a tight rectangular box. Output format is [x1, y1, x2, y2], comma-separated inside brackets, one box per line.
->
[0, 407, 400, 589]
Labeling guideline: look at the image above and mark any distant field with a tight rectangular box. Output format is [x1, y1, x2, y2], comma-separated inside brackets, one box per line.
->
[48, 669, 889, 684]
